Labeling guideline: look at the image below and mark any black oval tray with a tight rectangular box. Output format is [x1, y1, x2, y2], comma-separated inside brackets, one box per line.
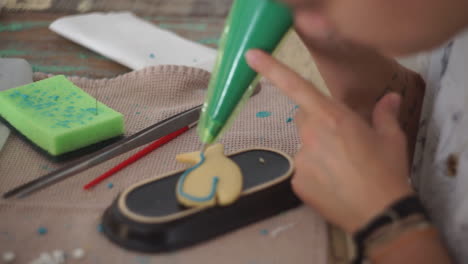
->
[102, 148, 301, 253]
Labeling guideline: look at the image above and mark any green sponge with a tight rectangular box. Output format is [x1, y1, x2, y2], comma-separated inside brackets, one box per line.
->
[0, 75, 124, 156]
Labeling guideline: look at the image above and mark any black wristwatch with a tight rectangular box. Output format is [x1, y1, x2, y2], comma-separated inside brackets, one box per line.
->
[352, 195, 430, 264]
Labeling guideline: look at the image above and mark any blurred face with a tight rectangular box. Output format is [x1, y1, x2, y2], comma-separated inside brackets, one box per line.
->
[284, 0, 468, 55]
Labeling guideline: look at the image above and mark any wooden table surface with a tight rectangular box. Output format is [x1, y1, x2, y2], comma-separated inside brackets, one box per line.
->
[0, 12, 223, 78]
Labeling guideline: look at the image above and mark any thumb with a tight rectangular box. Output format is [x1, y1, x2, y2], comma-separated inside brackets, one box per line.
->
[372, 93, 402, 137]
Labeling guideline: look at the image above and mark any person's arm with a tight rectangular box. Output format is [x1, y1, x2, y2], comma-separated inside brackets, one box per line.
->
[245, 49, 451, 264]
[368, 227, 452, 264]
[299, 33, 425, 158]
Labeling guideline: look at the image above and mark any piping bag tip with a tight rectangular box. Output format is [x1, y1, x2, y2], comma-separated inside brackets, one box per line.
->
[201, 143, 208, 155]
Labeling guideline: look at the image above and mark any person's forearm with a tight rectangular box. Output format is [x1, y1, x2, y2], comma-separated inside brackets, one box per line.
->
[368, 227, 453, 264]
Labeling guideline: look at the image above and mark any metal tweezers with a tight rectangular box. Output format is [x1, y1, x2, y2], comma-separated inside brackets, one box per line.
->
[3, 105, 202, 199]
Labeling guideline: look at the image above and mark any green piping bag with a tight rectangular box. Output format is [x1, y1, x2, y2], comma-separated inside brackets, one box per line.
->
[197, 0, 293, 145]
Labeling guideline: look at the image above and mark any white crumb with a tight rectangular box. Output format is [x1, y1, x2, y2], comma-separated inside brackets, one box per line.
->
[270, 222, 297, 238]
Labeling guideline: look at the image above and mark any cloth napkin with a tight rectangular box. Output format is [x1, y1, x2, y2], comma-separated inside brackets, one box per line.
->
[49, 12, 217, 71]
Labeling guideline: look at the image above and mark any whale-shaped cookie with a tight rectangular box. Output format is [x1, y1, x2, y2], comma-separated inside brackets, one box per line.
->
[175, 144, 243, 207]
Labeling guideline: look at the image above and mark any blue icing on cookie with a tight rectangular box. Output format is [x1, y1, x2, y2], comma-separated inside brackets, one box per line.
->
[177, 153, 219, 202]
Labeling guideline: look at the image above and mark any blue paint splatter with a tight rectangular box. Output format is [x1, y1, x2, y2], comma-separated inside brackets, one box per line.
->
[256, 111, 271, 118]
[149, 53, 156, 59]
[37, 227, 48, 235]
[284, 105, 299, 123]
[107, 183, 114, 189]
[97, 224, 103, 233]
[259, 229, 269, 235]
[78, 53, 89, 59]
[0, 21, 49, 32]
[136, 256, 150, 264]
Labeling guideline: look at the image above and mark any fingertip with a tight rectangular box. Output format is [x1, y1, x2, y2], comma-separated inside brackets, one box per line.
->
[245, 49, 265, 68]
[373, 92, 403, 134]
[391, 95, 402, 115]
[383, 92, 400, 102]
[382, 92, 401, 115]
[390, 92, 402, 106]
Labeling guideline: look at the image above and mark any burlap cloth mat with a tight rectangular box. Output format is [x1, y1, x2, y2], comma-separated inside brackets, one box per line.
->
[0, 65, 327, 263]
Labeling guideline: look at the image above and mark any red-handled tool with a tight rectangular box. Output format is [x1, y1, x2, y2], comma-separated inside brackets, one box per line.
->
[83, 122, 196, 190]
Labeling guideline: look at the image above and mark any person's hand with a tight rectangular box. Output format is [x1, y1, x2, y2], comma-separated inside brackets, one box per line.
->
[293, 29, 400, 123]
[246, 49, 414, 233]
[288, 29, 426, 161]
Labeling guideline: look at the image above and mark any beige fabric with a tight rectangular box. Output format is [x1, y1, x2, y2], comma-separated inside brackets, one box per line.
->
[0, 65, 327, 263]
[275, 31, 329, 96]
